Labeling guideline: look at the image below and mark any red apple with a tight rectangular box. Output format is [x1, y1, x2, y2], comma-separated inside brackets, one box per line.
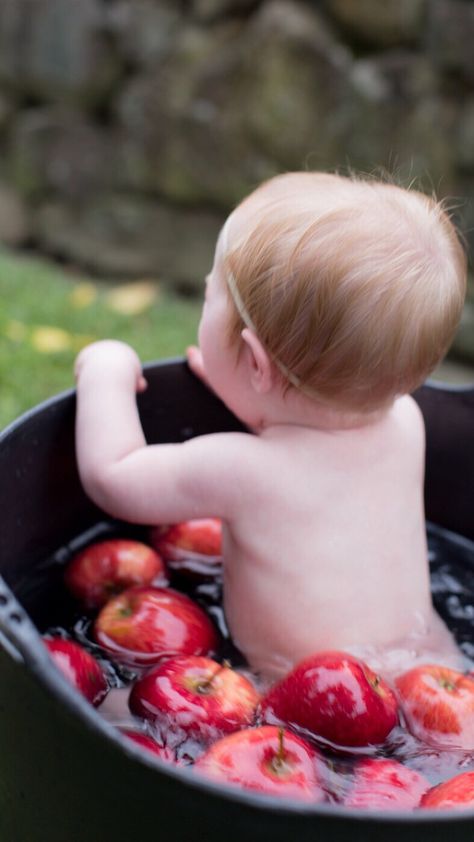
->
[420, 771, 474, 810]
[94, 586, 218, 666]
[395, 665, 474, 750]
[44, 637, 108, 706]
[65, 538, 167, 608]
[194, 725, 325, 801]
[261, 650, 398, 748]
[150, 519, 222, 576]
[344, 758, 429, 810]
[119, 729, 176, 763]
[129, 655, 260, 742]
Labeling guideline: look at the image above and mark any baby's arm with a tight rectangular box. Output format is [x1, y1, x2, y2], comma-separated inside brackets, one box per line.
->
[75, 340, 252, 524]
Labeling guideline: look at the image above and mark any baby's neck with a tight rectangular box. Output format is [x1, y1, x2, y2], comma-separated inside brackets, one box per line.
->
[255, 389, 395, 434]
[299, 402, 390, 432]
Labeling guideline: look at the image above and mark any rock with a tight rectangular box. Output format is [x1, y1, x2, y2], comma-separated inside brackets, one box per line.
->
[452, 298, 474, 365]
[106, 0, 182, 68]
[35, 195, 225, 287]
[452, 175, 474, 261]
[237, 1, 352, 170]
[116, 2, 353, 206]
[0, 89, 13, 132]
[427, 0, 474, 84]
[115, 20, 275, 206]
[325, 0, 426, 47]
[433, 356, 474, 386]
[0, 182, 30, 245]
[9, 108, 117, 198]
[344, 53, 455, 191]
[0, 0, 121, 104]
[0, 0, 471, 292]
[455, 100, 474, 171]
[191, 0, 258, 20]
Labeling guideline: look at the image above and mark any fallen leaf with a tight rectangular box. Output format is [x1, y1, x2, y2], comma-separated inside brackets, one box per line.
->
[105, 281, 159, 316]
[31, 326, 73, 353]
[71, 334, 96, 351]
[70, 281, 98, 309]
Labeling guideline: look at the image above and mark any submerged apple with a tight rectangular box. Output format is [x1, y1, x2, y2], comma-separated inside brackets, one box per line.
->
[119, 729, 176, 763]
[344, 757, 429, 810]
[194, 725, 325, 801]
[396, 664, 474, 750]
[44, 637, 108, 706]
[94, 586, 218, 666]
[421, 770, 474, 809]
[129, 655, 260, 742]
[261, 650, 399, 748]
[65, 538, 166, 608]
[150, 519, 222, 577]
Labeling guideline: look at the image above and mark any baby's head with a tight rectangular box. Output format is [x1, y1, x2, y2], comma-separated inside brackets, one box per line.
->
[214, 172, 466, 413]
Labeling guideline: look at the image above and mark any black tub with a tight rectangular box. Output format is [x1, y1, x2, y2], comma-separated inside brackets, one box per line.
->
[0, 358, 473, 842]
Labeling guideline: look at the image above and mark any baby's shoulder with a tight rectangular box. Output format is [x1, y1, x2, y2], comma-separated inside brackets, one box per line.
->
[391, 394, 425, 443]
[379, 395, 426, 479]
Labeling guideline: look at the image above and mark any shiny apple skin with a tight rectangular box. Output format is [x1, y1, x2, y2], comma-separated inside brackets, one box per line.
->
[194, 725, 325, 802]
[396, 664, 474, 750]
[421, 770, 474, 809]
[129, 655, 260, 741]
[261, 650, 399, 748]
[119, 729, 176, 763]
[151, 519, 222, 560]
[94, 586, 218, 666]
[65, 539, 167, 608]
[44, 637, 108, 706]
[344, 757, 429, 810]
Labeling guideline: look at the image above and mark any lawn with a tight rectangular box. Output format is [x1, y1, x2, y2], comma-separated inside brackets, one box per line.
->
[1, 247, 473, 433]
[0, 248, 203, 431]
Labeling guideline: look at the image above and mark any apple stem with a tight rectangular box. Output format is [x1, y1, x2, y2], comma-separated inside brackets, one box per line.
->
[439, 678, 455, 692]
[197, 660, 230, 694]
[267, 728, 289, 776]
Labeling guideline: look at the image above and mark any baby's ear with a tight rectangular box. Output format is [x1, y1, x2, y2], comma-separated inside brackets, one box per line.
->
[241, 328, 274, 394]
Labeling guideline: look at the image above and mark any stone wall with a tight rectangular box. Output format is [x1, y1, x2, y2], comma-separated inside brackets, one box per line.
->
[0, 0, 473, 358]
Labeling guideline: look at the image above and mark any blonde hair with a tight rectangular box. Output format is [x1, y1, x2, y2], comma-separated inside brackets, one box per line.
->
[222, 172, 467, 412]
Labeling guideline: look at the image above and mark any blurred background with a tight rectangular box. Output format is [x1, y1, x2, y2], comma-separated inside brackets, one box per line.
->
[0, 0, 473, 428]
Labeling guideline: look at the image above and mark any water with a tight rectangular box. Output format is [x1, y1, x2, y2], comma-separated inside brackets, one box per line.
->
[19, 519, 474, 806]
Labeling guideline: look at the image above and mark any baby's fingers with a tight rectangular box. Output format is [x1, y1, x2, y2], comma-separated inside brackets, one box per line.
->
[137, 375, 148, 393]
[74, 339, 143, 386]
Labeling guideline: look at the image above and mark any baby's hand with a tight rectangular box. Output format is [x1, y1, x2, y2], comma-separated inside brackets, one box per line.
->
[75, 340, 148, 393]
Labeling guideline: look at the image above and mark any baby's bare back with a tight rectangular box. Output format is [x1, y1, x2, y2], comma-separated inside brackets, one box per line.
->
[223, 396, 458, 678]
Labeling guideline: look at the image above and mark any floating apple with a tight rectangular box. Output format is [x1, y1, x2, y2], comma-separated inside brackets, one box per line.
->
[150, 519, 222, 576]
[119, 729, 176, 763]
[94, 586, 218, 666]
[129, 655, 260, 742]
[421, 770, 474, 809]
[194, 725, 325, 801]
[261, 650, 398, 748]
[44, 637, 108, 706]
[65, 538, 166, 608]
[395, 665, 474, 750]
[344, 757, 429, 810]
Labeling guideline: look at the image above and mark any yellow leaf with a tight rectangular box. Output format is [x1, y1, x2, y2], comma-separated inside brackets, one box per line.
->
[71, 334, 96, 352]
[70, 282, 98, 309]
[4, 320, 27, 342]
[105, 281, 159, 316]
[31, 326, 73, 353]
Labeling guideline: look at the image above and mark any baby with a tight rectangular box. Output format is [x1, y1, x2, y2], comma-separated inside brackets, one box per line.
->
[75, 171, 467, 680]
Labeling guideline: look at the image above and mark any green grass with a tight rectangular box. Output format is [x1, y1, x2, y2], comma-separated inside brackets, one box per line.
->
[0, 248, 203, 430]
